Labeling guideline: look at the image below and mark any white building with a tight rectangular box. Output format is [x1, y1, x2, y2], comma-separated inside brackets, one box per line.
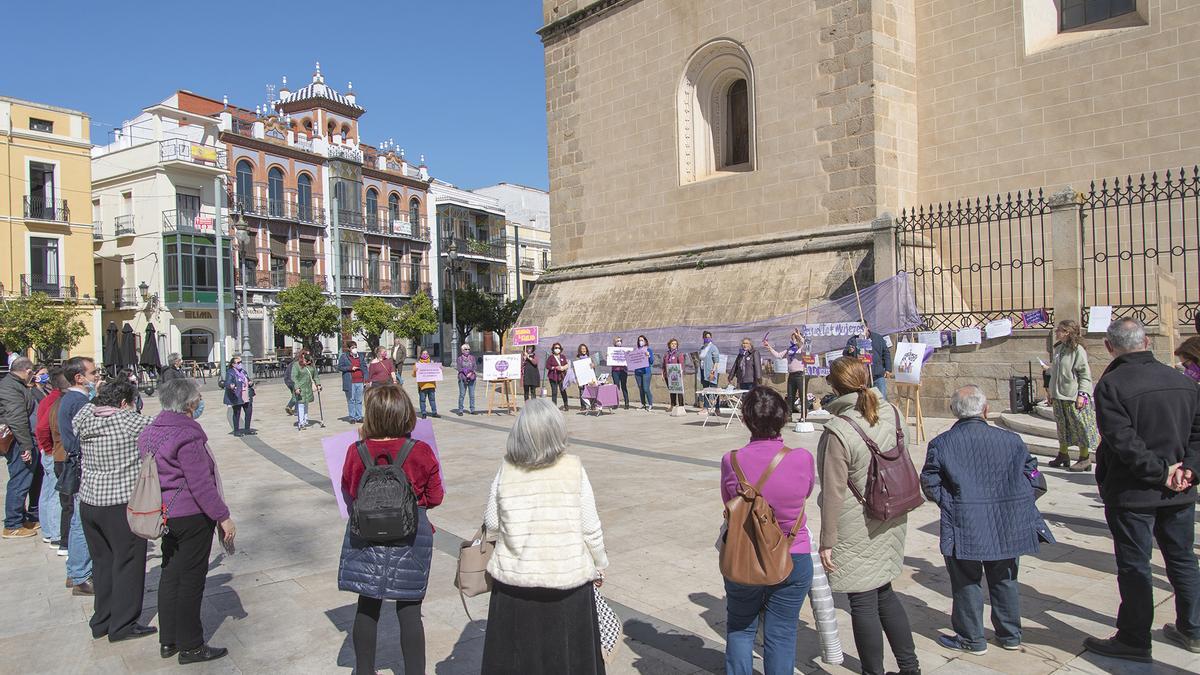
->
[471, 183, 550, 301]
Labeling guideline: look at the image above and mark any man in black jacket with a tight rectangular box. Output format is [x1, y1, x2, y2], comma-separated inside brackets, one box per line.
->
[158, 353, 187, 383]
[1083, 318, 1200, 661]
[1, 357, 38, 538]
[844, 326, 893, 399]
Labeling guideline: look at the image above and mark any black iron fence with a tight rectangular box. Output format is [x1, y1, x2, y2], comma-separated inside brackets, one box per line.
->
[1080, 167, 1199, 327]
[895, 191, 1053, 330]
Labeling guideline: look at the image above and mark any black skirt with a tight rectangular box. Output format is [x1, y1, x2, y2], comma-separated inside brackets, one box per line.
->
[481, 581, 605, 675]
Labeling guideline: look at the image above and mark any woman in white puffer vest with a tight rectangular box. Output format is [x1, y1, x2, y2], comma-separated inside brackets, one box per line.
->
[481, 397, 609, 674]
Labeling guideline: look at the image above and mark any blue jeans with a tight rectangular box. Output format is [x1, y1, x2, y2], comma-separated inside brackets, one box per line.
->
[634, 370, 653, 407]
[946, 556, 1021, 650]
[457, 378, 476, 412]
[39, 453, 61, 537]
[419, 389, 437, 415]
[67, 494, 92, 583]
[347, 382, 364, 420]
[4, 442, 34, 528]
[725, 553, 813, 675]
[874, 375, 888, 400]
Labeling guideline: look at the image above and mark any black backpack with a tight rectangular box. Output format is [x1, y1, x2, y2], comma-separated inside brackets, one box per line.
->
[350, 439, 419, 543]
[283, 359, 295, 390]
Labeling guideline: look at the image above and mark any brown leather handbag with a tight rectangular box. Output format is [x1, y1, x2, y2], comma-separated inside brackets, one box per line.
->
[837, 405, 924, 521]
[719, 447, 805, 586]
[0, 424, 13, 455]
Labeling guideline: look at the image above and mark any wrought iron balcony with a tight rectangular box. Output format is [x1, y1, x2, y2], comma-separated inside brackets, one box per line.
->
[339, 275, 365, 292]
[336, 209, 364, 230]
[159, 139, 227, 170]
[112, 287, 141, 309]
[163, 208, 223, 235]
[114, 214, 136, 236]
[21, 274, 78, 299]
[444, 236, 506, 261]
[23, 197, 70, 223]
[92, 220, 103, 240]
[271, 269, 287, 288]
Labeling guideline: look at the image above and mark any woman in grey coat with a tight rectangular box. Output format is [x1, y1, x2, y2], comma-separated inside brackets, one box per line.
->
[817, 357, 920, 675]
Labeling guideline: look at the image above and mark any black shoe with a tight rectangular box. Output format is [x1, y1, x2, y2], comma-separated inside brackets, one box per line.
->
[420, 413, 427, 419]
[455, 409, 463, 416]
[178, 644, 229, 664]
[1047, 455, 1070, 468]
[1164, 623, 1200, 653]
[110, 624, 157, 642]
[161, 644, 179, 658]
[1082, 635, 1152, 663]
[431, 413, 441, 418]
[243, 429, 256, 436]
[232, 431, 242, 437]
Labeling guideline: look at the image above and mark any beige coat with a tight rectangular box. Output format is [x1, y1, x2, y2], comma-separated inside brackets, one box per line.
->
[817, 391, 910, 593]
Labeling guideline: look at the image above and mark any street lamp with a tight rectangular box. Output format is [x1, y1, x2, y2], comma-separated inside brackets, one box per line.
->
[447, 241, 459, 361]
[234, 212, 254, 377]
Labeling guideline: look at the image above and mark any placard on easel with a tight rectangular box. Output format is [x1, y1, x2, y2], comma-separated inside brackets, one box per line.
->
[893, 382, 926, 443]
[486, 380, 518, 416]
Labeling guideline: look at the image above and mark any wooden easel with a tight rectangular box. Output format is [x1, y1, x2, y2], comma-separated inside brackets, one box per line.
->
[894, 382, 926, 442]
[486, 379, 517, 415]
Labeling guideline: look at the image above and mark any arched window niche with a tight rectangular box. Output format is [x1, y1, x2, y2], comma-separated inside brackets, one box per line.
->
[677, 38, 757, 185]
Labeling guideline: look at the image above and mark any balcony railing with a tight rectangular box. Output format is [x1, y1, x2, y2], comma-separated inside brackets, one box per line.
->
[336, 209, 364, 230]
[23, 196, 70, 223]
[163, 208, 224, 235]
[92, 220, 103, 240]
[368, 276, 383, 294]
[114, 214, 136, 236]
[271, 269, 287, 288]
[328, 144, 364, 163]
[519, 256, 540, 272]
[365, 211, 382, 233]
[339, 275, 365, 292]
[159, 138, 228, 170]
[112, 287, 141, 309]
[21, 274, 77, 299]
[445, 237, 506, 261]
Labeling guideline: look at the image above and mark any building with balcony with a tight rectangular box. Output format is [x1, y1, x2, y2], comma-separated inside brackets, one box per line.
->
[92, 97, 233, 365]
[429, 179, 509, 356]
[0, 96, 101, 362]
[472, 183, 550, 302]
[169, 64, 435, 357]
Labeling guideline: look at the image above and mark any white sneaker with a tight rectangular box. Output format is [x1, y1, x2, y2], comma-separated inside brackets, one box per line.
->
[57, 547, 68, 556]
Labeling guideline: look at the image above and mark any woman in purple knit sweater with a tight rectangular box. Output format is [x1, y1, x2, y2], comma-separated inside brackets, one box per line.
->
[138, 378, 235, 665]
[720, 386, 816, 675]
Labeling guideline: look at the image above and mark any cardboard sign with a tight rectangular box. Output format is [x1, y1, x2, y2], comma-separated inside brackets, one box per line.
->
[801, 353, 817, 365]
[1087, 305, 1113, 334]
[894, 342, 930, 385]
[772, 358, 789, 373]
[573, 357, 598, 386]
[625, 349, 650, 370]
[1022, 308, 1049, 328]
[917, 331, 941, 349]
[607, 346, 631, 367]
[666, 363, 685, 394]
[985, 319, 1013, 339]
[956, 327, 982, 345]
[511, 326, 539, 347]
[805, 365, 830, 377]
[823, 350, 844, 368]
[322, 419, 442, 519]
[483, 354, 522, 380]
[414, 363, 443, 383]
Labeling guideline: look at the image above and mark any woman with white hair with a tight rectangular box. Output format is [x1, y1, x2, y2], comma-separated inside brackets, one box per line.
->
[138, 378, 233, 664]
[481, 397, 609, 674]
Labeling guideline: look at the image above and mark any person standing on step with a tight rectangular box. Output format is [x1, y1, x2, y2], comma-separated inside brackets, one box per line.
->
[339, 341, 367, 424]
[222, 357, 255, 436]
[1046, 320, 1099, 472]
[1083, 318, 1200, 662]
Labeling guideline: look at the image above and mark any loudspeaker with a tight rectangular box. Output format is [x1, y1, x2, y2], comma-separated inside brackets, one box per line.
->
[1009, 376, 1033, 414]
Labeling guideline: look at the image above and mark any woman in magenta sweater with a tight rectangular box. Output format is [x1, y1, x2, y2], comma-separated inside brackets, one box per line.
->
[138, 378, 232, 664]
[720, 386, 816, 675]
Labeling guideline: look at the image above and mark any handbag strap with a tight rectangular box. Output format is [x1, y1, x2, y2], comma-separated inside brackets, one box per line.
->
[835, 404, 904, 505]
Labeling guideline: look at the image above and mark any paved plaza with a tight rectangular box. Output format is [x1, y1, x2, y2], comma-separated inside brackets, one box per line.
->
[1, 372, 1197, 674]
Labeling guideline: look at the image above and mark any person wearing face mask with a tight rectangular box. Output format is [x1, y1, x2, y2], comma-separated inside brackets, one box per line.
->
[662, 339, 687, 411]
[764, 330, 807, 415]
[546, 343, 571, 411]
[291, 350, 321, 430]
[698, 331, 722, 415]
[140, 378, 234, 664]
[727, 339, 762, 391]
[575, 344, 594, 410]
[413, 350, 440, 418]
[117, 368, 143, 414]
[222, 358, 255, 437]
[58, 356, 98, 594]
[1175, 336, 1200, 384]
[75, 378, 156, 643]
[609, 337, 630, 410]
[633, 335, 655, 411]
[35, 369, 68, 552]
[1, 356, 39, 539]
[456, 343, 478, 415]
[521, 346, 541, 400]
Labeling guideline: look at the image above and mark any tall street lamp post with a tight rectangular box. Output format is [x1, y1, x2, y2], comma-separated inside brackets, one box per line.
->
[234, 212, 255, 378]
[447, 241, 460, 360]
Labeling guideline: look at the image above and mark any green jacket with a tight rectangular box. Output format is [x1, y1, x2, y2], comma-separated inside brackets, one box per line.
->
[291, 363, 319, 404]
[1049, 342, 1092, 400]
[818, 391, 910, 593]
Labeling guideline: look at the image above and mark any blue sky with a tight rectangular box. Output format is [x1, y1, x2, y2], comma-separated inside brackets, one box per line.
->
[0, 1, 549, 190]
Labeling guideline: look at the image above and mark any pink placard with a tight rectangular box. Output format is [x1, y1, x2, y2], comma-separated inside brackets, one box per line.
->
[511, 326, 539, 347]
[624, 349, 650, 370]
[322, 418, 443, 519]
[415, 363, 443, 382]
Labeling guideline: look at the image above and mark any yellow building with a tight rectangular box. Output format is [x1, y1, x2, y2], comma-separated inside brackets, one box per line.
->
[1, 96, 101, 361]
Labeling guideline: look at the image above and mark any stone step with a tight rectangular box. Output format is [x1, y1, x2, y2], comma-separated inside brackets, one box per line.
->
[1034, 403, 1055, 421]
[999, 411, 1058, 440]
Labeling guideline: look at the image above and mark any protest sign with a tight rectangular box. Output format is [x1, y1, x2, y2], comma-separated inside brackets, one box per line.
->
[666, 363, 685, 394]
[322, 419, 443, 519]
[415, 363, 443, 383]
[805, 365, 830, 377]
[573, 357, 598, 386]
[985, 318, 1013, 340]
[917, 331, 941, 349]
[1022, 308, 1049, 328]
[956, 327, 982, 345]
[511, 326, 539, 347]
[607, 346, 631, 367]
[894, 342, 931, 384]
[1087, 306, 1113, 334]
[625, 349, 650, 370]
[483, 354, 521, 380]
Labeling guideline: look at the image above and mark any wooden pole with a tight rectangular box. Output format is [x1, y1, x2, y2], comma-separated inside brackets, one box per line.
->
[850, 270, 867, 327]
[801, 269, 814, 421]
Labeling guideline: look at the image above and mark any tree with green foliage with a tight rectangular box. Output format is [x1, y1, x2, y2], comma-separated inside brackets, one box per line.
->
[350, 296, 398, 351]
[0, 293, 91, 362]
[440, 285, 493, 348]
[274, 282, 341, 353]
[394, 292, 439, 348]
[481, 296, 527, 351]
